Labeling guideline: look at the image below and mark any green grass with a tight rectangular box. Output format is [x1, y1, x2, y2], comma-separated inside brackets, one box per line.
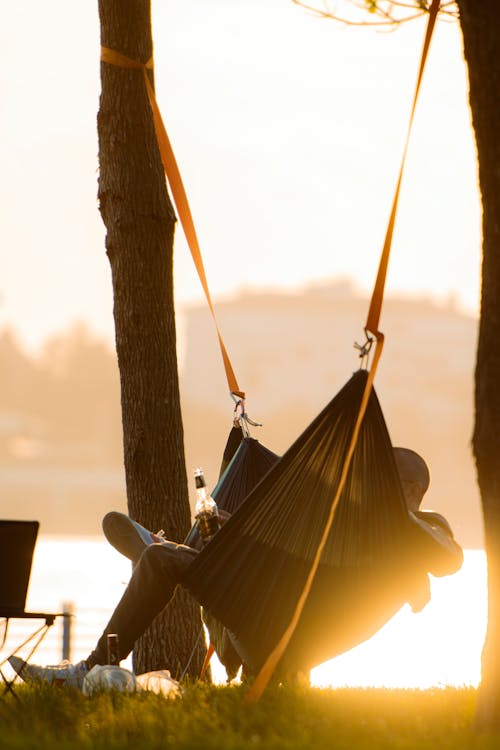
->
[0, 683, 498, 749]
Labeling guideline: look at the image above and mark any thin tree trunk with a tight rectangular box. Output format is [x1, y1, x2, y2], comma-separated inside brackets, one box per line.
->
[97, 0, 206, 677]
[457, 0, 500, 728]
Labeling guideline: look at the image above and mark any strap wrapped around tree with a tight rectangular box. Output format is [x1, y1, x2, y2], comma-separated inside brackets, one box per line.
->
[183, 370, 422, 676]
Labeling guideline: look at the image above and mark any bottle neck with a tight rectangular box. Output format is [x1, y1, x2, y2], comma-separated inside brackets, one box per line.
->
[194, 468, 206, 490]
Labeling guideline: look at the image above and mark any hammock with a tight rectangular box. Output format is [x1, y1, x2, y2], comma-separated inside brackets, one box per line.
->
[183, 369, 425, 675]
[212, 431, 280, 514]
[101, 0, 441, 695]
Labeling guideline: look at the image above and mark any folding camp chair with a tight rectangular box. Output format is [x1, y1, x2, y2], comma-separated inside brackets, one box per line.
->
[0, 520, 62, 697]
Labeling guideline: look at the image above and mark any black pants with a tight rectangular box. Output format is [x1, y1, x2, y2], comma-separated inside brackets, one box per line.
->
[87, 542, 198, 666]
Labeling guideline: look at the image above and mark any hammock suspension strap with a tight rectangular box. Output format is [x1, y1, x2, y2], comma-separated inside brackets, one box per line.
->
[365, 0, 441, 339]
[100, 46, 245, 401]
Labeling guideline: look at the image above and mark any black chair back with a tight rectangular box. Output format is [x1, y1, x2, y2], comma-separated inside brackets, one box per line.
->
[0, 520, 39, 616]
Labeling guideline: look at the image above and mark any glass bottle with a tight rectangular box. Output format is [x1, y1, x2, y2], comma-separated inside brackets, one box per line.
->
[107, 633, 120, 666]
[194, 467, 220, 542]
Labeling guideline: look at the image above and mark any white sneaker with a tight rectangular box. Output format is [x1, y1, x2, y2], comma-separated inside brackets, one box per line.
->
[8, 655, 88, 688]
[102, 511, 165, 563]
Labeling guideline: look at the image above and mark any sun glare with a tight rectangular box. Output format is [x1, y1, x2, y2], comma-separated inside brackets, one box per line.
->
[311, 550, 486, 689]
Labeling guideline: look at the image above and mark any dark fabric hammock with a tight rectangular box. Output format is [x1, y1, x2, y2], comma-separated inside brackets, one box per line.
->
[183, 369, 427, 675]
[212, 432, 280, 515]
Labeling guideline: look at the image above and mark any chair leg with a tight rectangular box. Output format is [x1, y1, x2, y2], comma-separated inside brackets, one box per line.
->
[0, 622, 53, 699]
[0, 668, 19, 701]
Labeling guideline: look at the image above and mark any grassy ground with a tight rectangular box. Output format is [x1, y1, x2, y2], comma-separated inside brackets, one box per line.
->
[0, 683, 498, 749]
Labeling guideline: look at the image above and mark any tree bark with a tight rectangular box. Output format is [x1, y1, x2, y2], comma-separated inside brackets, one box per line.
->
[456, 0, 500, 729]
[97, 0, 206, 677]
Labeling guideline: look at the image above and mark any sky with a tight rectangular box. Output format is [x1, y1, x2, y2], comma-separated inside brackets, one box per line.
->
[0, 0, 480, 354]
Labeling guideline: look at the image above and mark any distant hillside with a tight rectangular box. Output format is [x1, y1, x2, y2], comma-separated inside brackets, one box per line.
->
[0, 284, 482, 547]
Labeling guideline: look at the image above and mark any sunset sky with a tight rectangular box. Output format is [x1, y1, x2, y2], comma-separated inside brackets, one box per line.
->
[1, 0, 480, 354]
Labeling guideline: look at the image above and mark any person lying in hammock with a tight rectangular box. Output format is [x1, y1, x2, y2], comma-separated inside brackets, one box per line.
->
[9, 446, 462, 688]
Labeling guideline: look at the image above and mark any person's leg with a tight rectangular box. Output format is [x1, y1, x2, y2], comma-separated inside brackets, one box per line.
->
[87, 542, 198, 666]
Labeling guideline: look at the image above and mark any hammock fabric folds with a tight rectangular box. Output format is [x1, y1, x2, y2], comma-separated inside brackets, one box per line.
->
[212, 432, 280, 515]
[183, 369, 427, 674]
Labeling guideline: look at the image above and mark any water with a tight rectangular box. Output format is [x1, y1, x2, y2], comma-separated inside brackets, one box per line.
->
[3, 539, 486, 688]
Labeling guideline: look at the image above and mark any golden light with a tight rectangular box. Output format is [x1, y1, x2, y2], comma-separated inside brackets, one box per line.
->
[311, 550, 486, 688]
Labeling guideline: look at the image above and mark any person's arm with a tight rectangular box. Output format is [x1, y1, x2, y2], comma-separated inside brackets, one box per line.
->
[409, 510, 463, 577]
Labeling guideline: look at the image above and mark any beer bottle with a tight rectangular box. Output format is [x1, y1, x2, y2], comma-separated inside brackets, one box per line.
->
[194, 468, 221, 542]
[107, 633, 120, 666]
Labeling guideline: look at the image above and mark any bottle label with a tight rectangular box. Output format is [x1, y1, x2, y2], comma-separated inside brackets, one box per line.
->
[194, 469, 206, 489]
[196, 510, 220, 539]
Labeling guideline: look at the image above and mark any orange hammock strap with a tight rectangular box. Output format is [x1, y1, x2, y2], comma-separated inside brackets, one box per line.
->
[246, 0, 441, 703]
[365, 0, 440, 338]
[100, 46, 245, 400]
[200, 642, 215, 679]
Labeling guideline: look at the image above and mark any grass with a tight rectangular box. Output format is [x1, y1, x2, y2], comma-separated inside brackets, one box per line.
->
[0, 682, 498, 749]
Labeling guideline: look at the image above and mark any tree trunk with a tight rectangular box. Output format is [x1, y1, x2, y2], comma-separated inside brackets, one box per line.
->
[457, 0, 500, 729]
[97, 0, 206, 678]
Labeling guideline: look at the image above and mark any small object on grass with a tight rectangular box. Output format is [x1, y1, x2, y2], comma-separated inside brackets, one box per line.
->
[82, 665, 136, 696]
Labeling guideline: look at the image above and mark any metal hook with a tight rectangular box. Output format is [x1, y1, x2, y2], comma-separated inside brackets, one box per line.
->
[230, 393, 262, 438]
[353, 331, 374, 368]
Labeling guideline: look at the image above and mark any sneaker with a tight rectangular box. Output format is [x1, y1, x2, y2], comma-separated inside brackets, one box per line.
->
[8, 656, 88, 689]
[102, 511, 165, 563]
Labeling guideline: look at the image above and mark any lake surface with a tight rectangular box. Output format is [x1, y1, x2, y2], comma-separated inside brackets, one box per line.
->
[4, 538, 486, 688]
